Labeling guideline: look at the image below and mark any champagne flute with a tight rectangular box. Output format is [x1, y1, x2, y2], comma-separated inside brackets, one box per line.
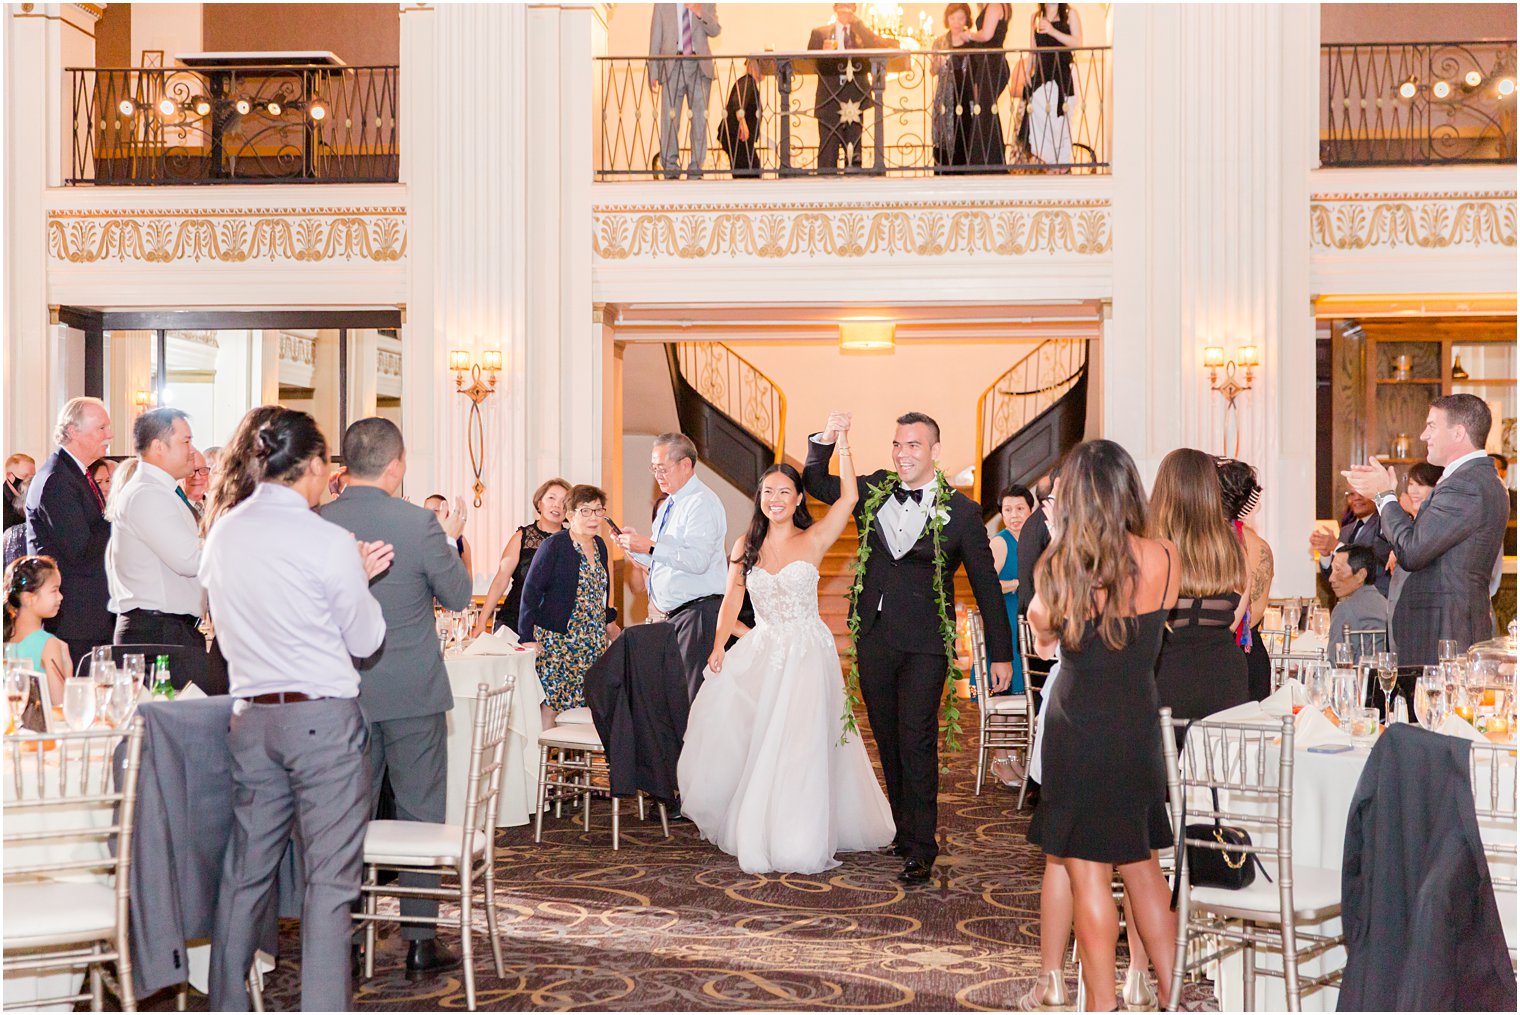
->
[122, 654, 146, 698]
[1375, 651, 1398, 723]
[62, 677, 97, 731]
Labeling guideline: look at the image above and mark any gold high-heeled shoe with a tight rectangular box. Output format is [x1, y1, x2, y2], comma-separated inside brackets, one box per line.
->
[1121, 966, 1158, 1012]
[1017, 970, 1074, 1011]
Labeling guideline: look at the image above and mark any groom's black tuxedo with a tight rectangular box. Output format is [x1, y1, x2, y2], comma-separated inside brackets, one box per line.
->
[804, 436, 1013, 865]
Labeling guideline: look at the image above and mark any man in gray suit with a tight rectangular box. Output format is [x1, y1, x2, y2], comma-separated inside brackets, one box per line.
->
[1345, 394, 1510, 667]
[319, 418, 473, 979]
[648, 3, 721, 179]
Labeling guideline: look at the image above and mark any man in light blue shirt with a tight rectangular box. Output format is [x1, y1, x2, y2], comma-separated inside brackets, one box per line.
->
[616, 432, 727, 701]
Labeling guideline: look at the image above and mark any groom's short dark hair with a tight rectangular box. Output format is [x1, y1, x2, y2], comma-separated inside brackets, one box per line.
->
[896, 412, 940, 444]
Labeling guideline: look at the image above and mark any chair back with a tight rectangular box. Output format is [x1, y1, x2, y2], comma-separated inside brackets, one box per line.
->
[1159, 707, 1298, 921]
[459, 679, 516, 866]
[1017, 614, 1041, 680]
[966, 608, 989, 714]
[1259, 627, 1292, 657]
[3, 721, 145, 936]
[1468, 739, 1518, 892]
[1346, 627, 1387, 661]
[1271, 652, 1326, 693]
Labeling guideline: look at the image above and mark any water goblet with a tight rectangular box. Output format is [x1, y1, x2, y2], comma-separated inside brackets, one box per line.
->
[1305, 662, 1330, 712]
[4, 663, 29, 735]
[62, 677, 97, 731]
[106, 676, 139, 729]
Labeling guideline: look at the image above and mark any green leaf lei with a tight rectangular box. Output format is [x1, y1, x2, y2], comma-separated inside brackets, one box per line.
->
[841, 470, 964, 755]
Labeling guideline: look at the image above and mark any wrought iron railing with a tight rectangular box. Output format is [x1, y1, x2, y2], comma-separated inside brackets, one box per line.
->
[598, 47, 1109, 179]
[671, 342, 786, 462]
[67, 64, 399, 184]
[974, 338, 1087, 501]
[1321, 41, 1516, 166]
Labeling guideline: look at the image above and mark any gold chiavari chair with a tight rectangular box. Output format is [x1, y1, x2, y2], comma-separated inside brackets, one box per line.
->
[967, 609, 1033, 799]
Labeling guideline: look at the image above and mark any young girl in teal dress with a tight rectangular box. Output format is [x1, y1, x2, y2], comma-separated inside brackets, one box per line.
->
[4, 556, 71, 708]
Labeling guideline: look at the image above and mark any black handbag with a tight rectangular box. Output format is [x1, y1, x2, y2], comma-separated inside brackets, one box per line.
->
[1170, 723, 1272, 906]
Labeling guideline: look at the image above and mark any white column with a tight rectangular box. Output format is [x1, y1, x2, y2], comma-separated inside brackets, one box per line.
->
[1108, 3, 1318, 595]
[105, 330, 155, 436]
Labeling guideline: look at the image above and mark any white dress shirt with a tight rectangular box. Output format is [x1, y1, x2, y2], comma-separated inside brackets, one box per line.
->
[629, 474, 728, 613]
[199, 483, 385, 699]
[106, 460, 204, 616]
[876, 473, 938, 560]
[1438, 448, 1491, 483]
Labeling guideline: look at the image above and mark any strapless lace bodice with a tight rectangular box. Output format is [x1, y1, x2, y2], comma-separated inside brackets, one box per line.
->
[747, 560, 824, 628]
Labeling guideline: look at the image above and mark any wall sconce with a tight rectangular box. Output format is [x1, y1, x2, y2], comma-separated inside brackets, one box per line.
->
[133, 390, 152, 409]
[449, 349, 502, 507]
[1204, 345, 1259, 456]
[839, 319, 895, 352]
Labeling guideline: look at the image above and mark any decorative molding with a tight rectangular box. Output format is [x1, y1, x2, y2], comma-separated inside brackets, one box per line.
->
[278, 332, 316, 367]
[377, 349, 402, 377]
[167, 330, 220, 349]
[46, 207, 408, 265]
[1309, 191, 1516, 251]
[593, 199, 1113, 261]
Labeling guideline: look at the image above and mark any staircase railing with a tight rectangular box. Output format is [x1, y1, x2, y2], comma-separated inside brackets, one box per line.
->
[973, 339, 1088, 502]
[669, 342, 787, 463]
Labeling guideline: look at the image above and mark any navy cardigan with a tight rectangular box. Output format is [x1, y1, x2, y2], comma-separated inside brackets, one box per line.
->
[515, 531, 616, 639]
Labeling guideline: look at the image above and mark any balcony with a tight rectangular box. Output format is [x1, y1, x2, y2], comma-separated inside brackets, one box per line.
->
[66, 62, 399, 185]
[1320, 41, 1517, 166]
[596, 47, 1109, 180]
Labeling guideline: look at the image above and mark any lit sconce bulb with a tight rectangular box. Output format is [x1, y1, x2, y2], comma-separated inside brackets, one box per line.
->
[1500, 78, 1516, 97]
[482, 350, 503, 372]
[117, 98, 136, 117]
[1397, 77, 1419, 100]
[234, 98, 252, 115]
[1238, 345, 1260, 368]
[1203, 346, 1226, 369]
[1465, 70, 1483, 88]
[308, 100, 328, 122]
[266, 101, 282, 116]
[193, 99, 211, 116]
[1432, 79, 1452, 99]
[448, 349, 472, 372]
[157, 97, 177, 117]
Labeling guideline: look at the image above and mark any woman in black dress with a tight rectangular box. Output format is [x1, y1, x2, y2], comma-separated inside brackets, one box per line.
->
[1217, 458, 1276, 700]
[718, 57, 763, 178]
[952, 3, 1011, 167]
[1021, 2, 1082, 166]
[1026, 439, 1178, 1011]
[1150, 449, 1250, 721]
[473, 477, 569, 637]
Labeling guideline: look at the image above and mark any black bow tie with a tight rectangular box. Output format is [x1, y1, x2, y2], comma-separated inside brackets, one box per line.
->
[893, 485, 923, 505]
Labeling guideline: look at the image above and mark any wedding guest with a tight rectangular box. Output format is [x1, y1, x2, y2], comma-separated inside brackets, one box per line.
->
[615, 433, 729, 702]
[320, 418, 472, 978]
[106, 409, 207, 669]
[26, 397, 115, 663]
[1345, 394, 1509, 665]
[519, 484, 618, 730]
[1310, 488, 1392, 597]
[952, 3, 1011, 168]
[473, 478, 569, 637]
[4, 453, 34, 530]
[1025, 439, 1177, 1011]
[423, 493, 473, 577]
[1385, 461, 1441, 652]
[1327, 545, 1389, 659]
[204, 445, 223, 477]
[180, 447, 209, 517]
[718, 56, 762, 178]
[986, 483, 1032, 786]
[202, 407, 392, 1012]
[807, 3, 893, 173]
[89, 459, 117, 501]
[1015, 464, 1060, 724]
[1021, 2, 1082, 167]
[4, 555, 70, 703]
[1150, 448, 1249, 721]
[1217, 458, 1275, 700]
[648, 3, 721, 180]
[930, 5, 971, 171]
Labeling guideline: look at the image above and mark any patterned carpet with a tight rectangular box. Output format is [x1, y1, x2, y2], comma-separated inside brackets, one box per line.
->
[138, 711, 1221, 1012]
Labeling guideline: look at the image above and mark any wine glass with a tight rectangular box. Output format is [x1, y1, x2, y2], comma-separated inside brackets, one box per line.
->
[4, 663, 30, 735]
[1415, 667, 1446, 730]
[121, 654, 146, 696]
[62, 677, 97, 731]
[1312, 610, 1331, 640]
[91, 656, 118, 716]
[1331, 666, 1359, 720]
[1333, 641, 1354, 668]
[1305, 662, 1330, 712]
[1282, 600, 1302, 633]
[106, 675, 138, 729]
[1437, 639, 1461, 663]
[452, 611, 469, 648]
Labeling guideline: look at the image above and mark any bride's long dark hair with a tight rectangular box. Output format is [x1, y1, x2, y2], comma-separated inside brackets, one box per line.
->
[735, 464, 813, 575]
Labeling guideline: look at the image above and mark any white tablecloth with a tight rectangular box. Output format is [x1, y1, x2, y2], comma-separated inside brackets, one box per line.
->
[1200, 703, 1517, 1010]
[444, 647, 543, 827]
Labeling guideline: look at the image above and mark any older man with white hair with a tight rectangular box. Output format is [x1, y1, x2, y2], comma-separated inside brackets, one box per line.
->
[26, 396, 116, 663]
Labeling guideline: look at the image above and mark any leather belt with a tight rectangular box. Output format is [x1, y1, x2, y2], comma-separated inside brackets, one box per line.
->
[243, 692, 327, 705]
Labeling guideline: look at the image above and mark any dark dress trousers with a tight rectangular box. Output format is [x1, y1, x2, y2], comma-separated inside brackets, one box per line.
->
[25, 449, 114, 660]
[804, 436, 1012, 863]
[1378, 457, 1509, 666]
[806, 21, 892, 171]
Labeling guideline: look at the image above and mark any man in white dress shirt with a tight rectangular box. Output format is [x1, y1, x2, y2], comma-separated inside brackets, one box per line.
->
[106, 408, 206, 673]
[615, 432, 728, 701]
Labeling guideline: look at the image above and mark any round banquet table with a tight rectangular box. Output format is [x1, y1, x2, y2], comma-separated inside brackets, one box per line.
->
[443, 645, 543, 827]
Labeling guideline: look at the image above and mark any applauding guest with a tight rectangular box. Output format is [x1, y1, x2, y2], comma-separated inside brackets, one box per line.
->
[201, 407, 392, 1013]
[1344, 394, 1509, 665]
[1216, 458, 1274, 700]
[475, 478, 569, 638]
[1327, 545, 1388, 660]
[319, 418, 473, 978]
[519, 484, 619, 731]
[423, 493, 473, 577]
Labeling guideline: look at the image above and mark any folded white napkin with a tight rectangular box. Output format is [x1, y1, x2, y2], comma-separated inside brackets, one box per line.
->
[462, 628, 520, 656]
[1261, 679, 1307, 717]
[1437, 714, 1487, 743]
[175, 683, 207, 701]
[1294, 705, 1348, 748]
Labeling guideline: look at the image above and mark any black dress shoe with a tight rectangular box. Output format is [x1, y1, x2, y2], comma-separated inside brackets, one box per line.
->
[898, 858, 933, 884]
[405, 939, 462, 981]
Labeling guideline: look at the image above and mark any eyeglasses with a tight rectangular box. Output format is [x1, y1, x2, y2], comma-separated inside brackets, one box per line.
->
[649, 465, 673, 477]
[190, 468, 209, 477]
[573, 507, 606, 518]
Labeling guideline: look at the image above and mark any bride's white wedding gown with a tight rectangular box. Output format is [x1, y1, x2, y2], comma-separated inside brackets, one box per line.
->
[677, 559, 895, 874]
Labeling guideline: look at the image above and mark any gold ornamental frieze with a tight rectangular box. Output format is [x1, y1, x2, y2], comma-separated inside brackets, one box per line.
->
[47, 207, 408, 265]
[1309, 192, 1516, 251]
[593, 200, 1112, 261]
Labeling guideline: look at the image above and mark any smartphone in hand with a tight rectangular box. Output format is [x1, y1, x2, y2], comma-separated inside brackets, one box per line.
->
[606, 518, 623, 536]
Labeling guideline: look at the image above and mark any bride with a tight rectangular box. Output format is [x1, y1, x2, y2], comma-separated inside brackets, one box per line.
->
[677, 423, 895, 874]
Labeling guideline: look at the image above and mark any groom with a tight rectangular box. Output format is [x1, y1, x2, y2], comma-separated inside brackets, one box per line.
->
[805, 411, 1014, 884]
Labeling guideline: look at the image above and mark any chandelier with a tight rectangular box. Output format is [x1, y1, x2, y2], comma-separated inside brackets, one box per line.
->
[860, 3, 937, 50]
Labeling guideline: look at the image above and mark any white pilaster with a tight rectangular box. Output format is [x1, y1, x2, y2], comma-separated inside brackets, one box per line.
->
[1108, 3, 1318, 595]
